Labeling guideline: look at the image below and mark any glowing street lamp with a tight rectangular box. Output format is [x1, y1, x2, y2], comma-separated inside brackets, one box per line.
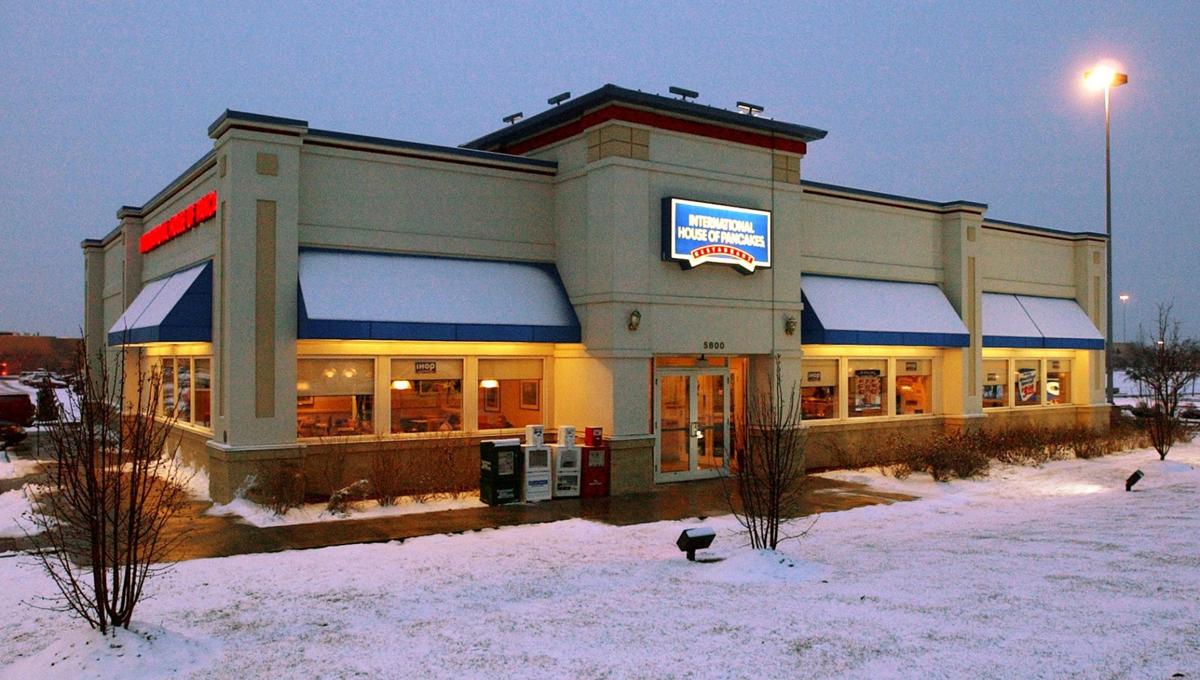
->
[1084, 63, 1128, 405]
[1118, 293, 1131, 342]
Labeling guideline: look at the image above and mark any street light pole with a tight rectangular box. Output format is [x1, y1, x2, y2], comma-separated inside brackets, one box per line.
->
[1085, 65, 1127, 406]
[1119, 293, 1130, 342]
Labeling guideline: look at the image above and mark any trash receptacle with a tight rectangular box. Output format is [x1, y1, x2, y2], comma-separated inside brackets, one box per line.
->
[480, 438, 522, 505]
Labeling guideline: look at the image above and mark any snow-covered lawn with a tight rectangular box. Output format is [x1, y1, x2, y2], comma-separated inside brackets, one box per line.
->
[2, 443, 1198, 679]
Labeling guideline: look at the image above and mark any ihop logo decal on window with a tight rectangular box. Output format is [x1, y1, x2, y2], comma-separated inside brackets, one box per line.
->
[662, 198, 771, 274]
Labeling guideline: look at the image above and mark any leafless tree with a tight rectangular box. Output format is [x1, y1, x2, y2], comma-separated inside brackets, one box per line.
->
[1125, 303, 1200, 460]
[22, 344, 192, 633]
[727, 358, 810, 550]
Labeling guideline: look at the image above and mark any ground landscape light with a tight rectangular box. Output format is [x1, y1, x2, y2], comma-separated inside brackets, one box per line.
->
[1126, 469, 1144, 491]
[676, 527, 716, 561]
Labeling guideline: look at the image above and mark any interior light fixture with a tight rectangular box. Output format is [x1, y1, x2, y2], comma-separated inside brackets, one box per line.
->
[323, 368, 336, 379]
[480, 379, 500, 389]
[342, 368, 357, 379]
[391, 380, 412, 390]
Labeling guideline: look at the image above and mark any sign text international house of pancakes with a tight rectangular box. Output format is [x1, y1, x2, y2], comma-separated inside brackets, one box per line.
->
[661, 198, 771, 274]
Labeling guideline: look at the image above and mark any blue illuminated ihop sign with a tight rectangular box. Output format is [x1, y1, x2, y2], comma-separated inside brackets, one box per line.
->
[661, 198, 771, 274]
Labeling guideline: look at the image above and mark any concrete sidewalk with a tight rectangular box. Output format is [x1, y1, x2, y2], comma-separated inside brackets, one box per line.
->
[160, 475, 913, 562]
[1, 469, 914, 562]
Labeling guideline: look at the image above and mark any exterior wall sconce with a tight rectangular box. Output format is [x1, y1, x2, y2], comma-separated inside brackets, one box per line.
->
[480, 379, 499, 389]
[784, 315, 798, 336]
[628, 309, 642, 331]
[391, 380, 412, 390]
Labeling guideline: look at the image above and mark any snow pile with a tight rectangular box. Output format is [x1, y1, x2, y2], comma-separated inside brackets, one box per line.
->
[694, 548, 825, 585]
[2, 623, 215, 680]
[206, 493, 485, 527]
[0, 488, 34, 538]
[164, 450, 210, 502]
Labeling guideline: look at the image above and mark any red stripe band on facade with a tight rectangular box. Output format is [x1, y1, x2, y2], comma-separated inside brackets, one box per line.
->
[502, 104, 809, 156]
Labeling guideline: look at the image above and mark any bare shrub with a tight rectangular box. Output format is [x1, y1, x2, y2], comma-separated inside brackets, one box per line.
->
[23, 344, 192, 633]
[1125, 303, 1200, 460]
[726, 360, 808, 550]
[1065, 426, 1106, 459]
[327, 479, 371, 515]
[368, 432, 475, 504]
[370, 448, 404, 506]
[253, 461, 304, 516]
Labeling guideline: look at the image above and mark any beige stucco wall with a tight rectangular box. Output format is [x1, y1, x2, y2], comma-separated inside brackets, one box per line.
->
[979, 226, 1079, 297]
[801, 191, 945, 283]
[297, 147, 555, 261]
[137, 174, 220, 282]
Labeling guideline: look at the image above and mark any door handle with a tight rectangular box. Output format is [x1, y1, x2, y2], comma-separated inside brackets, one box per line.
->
[690, 422, 703, 439]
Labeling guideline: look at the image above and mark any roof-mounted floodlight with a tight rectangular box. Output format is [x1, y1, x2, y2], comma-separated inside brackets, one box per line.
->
[503, 112, 524, 125]
[669, 86, 699, 102]
[547, 91, 571, 106]
[736, 101, 764, 116]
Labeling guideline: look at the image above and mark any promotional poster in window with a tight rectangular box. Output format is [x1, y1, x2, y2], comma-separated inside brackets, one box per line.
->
[1017, 368, 1039, 403]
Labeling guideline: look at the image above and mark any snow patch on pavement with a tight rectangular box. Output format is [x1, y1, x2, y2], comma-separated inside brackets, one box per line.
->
[206, 494, 486, 527]
[0, 459, 39, 480]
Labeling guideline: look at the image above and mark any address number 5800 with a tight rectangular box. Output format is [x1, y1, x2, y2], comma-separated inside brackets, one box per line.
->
[702, 341, 725, 351]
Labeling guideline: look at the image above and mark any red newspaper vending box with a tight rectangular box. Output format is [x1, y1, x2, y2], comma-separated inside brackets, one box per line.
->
[580, 440, 610, 498]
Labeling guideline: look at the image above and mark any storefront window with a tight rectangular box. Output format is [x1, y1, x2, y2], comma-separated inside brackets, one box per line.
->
[801, 359, 838, 420]
[391, 359, 463, 433]
[194, 358, 212, 428]
[983, 360, 1008, 408]
[895, 359, 932, 415]
[176, 359, 191, 422]
[1014, 360, 1041, 407]
[161, 359, 176, 416]
[848, 359, 887, 418]
[1046, 359, 1072, 405]
[297, 358, 375, 437]
[478, 358, 543, 430]
[148, 355, 212, 429]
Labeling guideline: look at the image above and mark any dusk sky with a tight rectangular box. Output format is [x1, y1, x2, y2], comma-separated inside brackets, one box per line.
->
[1, 1, 1196, 338]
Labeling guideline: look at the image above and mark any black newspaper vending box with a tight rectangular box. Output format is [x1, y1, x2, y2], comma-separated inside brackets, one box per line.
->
[480, 438, 523, 506]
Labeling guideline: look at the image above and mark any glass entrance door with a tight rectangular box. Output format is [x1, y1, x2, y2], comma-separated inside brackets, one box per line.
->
[654, 368, 730, 481]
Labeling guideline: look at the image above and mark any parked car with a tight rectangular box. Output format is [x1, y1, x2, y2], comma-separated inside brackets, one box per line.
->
[0, 421, 27, 448]
[0, 394, 36, 427]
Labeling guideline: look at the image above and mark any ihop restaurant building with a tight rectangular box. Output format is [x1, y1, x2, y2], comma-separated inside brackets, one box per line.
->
[82, 84, 1108, 502]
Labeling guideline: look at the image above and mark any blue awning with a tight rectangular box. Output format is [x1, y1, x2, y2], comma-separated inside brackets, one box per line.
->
[983, 293, 1104, 349]
[801, 275, 969, 347]
[297, 250, 581, 342]
[108, 261, 212, 345]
